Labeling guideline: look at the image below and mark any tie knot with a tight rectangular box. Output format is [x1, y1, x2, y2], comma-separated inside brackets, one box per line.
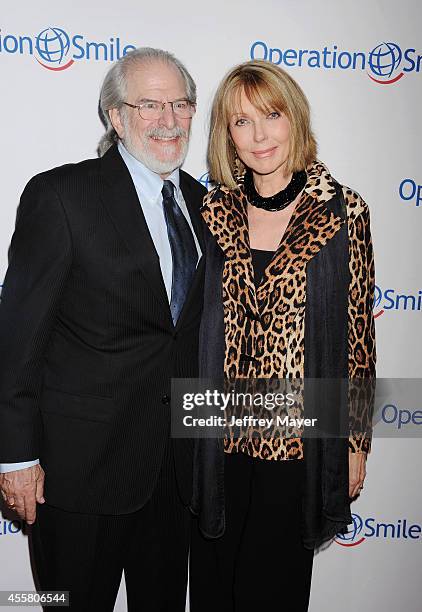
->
[162, 180, 175, 200]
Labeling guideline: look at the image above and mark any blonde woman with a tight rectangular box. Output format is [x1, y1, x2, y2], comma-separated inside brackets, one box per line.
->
[190, 60, 375, 611]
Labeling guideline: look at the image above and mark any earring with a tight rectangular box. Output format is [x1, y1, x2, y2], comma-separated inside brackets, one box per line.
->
[233, 152, 245, 185]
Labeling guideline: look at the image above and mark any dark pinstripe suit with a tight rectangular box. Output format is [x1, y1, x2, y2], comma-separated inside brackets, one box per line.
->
[0, 144, 206, 609]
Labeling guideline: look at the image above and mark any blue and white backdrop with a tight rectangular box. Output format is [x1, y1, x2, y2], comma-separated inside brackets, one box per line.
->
[0, 0, 421, 610]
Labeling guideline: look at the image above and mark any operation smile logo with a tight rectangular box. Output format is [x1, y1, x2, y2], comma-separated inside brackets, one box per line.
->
[0, 519, 23, 536]
[0, 26, 136, 71]
[399, 178, 422, 207]
[250, 40, 422, 85]
[335, 513, 421, 546]
[198, 172, 212, 190]
[374, 285, 422, 318]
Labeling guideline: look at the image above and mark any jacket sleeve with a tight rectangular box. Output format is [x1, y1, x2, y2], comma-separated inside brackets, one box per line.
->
[0, 174, 72, 462]
[345, 189, 376, 454]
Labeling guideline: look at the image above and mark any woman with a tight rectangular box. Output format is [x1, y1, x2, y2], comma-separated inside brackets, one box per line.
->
[190, 60, 375, 611]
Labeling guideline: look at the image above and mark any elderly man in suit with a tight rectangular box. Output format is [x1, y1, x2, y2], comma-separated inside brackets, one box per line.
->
[0, 47, 206, 611]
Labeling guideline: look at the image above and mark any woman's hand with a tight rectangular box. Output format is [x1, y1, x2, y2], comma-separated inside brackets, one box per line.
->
[349, 452, 367, 498]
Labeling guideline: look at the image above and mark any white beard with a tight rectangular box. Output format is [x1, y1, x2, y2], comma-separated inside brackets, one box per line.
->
[122, 115, 190, 175]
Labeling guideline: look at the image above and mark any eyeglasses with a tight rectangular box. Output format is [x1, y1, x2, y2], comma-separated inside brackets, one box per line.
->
[123, 99, 196, 120]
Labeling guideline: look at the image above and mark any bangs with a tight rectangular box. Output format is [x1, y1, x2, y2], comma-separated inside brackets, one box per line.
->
[208, 59, 317, 188]
[224, 72, 287, 121]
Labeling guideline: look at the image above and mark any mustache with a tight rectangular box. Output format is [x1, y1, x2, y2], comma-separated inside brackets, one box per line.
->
[144, 126, 189, 139]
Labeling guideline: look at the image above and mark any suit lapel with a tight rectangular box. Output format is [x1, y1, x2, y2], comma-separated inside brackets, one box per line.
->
[174, 172, 206, 329]
[201, 185, 259, 320]
[257, 161, 345, 315]
[180, 171, 206, 253]
[99, 145, 171, 322]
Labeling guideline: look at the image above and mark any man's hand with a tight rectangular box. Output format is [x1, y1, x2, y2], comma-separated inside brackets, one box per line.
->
[0, 465, 45, 524]
[349, 452, 367, 498]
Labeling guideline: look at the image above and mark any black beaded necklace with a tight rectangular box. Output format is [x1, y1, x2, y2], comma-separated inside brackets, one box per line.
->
[243, 168, 307, 211]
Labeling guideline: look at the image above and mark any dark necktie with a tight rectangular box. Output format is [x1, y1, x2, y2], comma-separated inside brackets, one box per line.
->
[162, 180, 197, 324]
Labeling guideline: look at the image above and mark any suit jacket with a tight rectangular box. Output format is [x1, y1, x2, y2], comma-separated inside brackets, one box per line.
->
[0, 144, 206, 515]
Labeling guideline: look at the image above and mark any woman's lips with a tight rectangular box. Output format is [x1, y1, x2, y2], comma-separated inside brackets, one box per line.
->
[251, 146, 277, 158]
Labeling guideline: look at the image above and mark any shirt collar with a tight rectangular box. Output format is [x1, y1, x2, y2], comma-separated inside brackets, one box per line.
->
[118, 141, 180, 204]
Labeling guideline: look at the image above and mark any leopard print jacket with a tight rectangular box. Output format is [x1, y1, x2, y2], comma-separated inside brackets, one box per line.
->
[201, 160, 376, 461]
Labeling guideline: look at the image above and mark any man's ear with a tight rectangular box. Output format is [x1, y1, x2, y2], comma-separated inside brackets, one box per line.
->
[109, 108, 125, 139]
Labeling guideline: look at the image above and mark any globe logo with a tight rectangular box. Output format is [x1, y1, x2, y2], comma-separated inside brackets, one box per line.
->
[198, 172, 213, 190]
[374, 285, 383, 309]
[368, 42, 403, 84]
[335, 513, 365, 546]
[35, 27, 74, 71]
[373, 285, 385, 318]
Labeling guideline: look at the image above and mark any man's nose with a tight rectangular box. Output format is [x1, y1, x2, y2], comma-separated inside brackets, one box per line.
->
[158, 103, 176, 129]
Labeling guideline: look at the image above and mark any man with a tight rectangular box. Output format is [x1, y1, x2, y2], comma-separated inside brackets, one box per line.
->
[0, 47, 206, 611]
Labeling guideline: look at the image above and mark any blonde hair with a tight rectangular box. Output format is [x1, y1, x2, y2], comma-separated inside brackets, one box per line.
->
[208, 60, 317, 189]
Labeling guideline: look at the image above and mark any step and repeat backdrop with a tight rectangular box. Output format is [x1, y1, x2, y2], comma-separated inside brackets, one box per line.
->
[0, 1, 421, 610]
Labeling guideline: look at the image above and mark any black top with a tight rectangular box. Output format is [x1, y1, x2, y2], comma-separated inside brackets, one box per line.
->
[251, 248, 274, 288]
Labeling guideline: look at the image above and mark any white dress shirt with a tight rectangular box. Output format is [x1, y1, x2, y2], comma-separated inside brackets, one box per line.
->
[118, 141, 201, 300]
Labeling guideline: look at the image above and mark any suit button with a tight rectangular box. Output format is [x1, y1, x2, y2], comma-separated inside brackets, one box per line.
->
[161, 394, 171, 405]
